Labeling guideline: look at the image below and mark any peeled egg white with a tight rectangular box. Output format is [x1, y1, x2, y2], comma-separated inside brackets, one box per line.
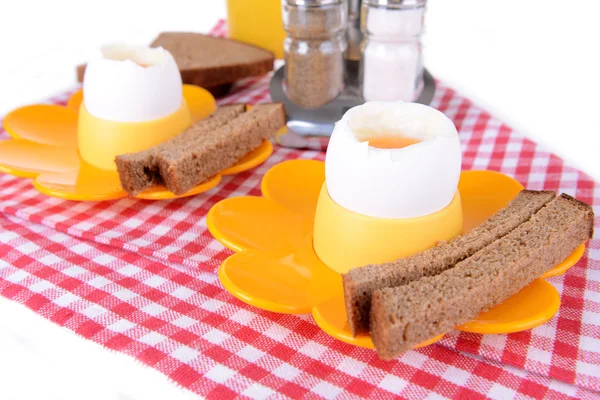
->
[325, 102, 462, 219]
[83, 44, 182, 122]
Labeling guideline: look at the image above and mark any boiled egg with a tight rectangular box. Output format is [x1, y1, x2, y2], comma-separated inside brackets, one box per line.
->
[325, 102, 461, 219]
[83, 44, 182, 122]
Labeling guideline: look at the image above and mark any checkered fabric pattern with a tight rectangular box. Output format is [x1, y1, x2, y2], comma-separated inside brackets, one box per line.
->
[0, 20, 598, 399]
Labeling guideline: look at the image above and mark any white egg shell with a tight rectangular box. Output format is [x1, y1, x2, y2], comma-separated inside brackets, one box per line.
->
[83, 44, 182, 122]
[325, 102, 462, 219]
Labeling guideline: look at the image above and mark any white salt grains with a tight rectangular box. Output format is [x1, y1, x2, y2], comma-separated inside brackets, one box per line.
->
[361, 4, 426, 102]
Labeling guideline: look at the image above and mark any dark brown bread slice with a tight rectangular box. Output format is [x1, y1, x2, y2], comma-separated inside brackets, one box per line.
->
[115, 104, 246, 196]
[151, 32, 274, 87]
[158, 103, 286, 195]
[370, 194, 594, 359]
[77, 32, 274, 91]
[343, 190, 556, 336]
[77, 34, 274, 86]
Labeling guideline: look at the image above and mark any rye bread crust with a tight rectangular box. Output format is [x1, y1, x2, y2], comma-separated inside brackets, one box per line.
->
[370, 193, 594, 359]
[342, 190, 556, 336]
[558, 193, 595, 238]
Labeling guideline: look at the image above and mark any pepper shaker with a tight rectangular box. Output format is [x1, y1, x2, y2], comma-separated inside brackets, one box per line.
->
[360, 0, 426, 102]
[282, 0, 348, 109]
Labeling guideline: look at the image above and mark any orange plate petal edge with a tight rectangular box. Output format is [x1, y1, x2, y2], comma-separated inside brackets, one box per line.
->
[0, 86, 273, 201]
[207, 160, 586, 350]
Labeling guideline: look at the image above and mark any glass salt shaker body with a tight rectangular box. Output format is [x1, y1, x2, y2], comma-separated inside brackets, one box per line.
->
[282, 0, 348, 109]
[360, 0, 426, 102]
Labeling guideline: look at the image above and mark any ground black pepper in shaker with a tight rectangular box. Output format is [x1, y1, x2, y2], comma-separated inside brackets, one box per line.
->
[282, 0, 348, 109]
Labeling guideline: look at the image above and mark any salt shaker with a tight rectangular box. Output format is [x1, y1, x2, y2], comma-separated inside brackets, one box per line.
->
[282, 0, 348, 109]
[360, 0, 426, 102]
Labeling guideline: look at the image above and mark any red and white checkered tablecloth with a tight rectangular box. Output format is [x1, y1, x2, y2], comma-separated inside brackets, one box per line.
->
[0, 20, 598, 399]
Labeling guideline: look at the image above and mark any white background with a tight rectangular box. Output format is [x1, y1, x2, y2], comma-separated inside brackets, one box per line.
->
[0, 1, 599, 399]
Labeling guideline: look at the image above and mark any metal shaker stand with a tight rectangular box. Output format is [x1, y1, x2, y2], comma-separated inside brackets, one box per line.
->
[271, 0, 436, 149]
[270, 67, 435, 149]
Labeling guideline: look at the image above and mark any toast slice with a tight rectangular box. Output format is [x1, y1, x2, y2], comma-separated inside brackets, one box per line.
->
[116, 103, 285, 196]
[115, 104, 246, 196]
[370, 194, 594, 359]
[343, 190, 556, 336]
[151, 32, 274, 87]
[76, 32, 274, 92]
[157, 103, 285, 195]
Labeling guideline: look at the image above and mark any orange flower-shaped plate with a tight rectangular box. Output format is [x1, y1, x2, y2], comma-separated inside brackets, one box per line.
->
[0, 85, 273, 201]
[207, 159, 585, 350]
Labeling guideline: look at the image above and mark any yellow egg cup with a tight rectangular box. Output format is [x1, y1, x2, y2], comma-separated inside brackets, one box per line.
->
[0, 85, 274, 201]
[314, 187, 463, 274]
[207, 159, 586, 351]
[78, 102, 191, 171]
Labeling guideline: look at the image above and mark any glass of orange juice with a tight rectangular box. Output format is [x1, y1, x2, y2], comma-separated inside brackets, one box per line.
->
[226, 0, 286, 59]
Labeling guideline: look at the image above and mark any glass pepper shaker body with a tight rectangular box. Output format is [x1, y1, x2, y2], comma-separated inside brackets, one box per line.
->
[360, 0, 426, 102]
[282, 0, 348, 109]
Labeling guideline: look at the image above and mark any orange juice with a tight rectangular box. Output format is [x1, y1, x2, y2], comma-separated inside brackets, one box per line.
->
[360, 136, 421, 149]
[227, 0, 286, 59]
